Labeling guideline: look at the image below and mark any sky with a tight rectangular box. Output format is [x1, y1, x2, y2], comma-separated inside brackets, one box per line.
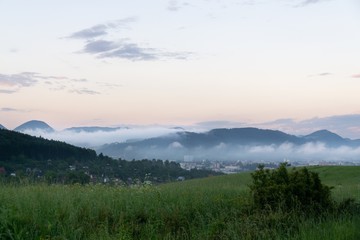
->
[1, 0, 360, 135]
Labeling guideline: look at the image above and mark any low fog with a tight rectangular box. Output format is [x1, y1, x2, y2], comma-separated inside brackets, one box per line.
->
[20, 127, 183, 147]
[18, 127, 360, 163]
[100, 141, 360, 163]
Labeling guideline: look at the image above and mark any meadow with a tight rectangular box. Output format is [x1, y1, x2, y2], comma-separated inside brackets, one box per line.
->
[0, 166, 359, 240]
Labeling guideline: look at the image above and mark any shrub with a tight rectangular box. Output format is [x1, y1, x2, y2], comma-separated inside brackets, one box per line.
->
[249, 163, 334, 213]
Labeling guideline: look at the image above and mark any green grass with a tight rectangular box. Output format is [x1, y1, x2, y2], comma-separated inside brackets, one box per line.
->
[308, 166, 360, 201]
[293, 215, 360, 240]
[309, 166, 360, 184]
[0, 166, 359, 239]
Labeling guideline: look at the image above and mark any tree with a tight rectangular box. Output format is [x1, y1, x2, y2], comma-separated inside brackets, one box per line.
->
[249, 163, 333, 213]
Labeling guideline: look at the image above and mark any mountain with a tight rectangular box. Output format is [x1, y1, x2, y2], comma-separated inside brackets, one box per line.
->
[0, 124, 6, 130]
[0, 128, 96, 162]
[97, 127, 360, 161]
[303, 130, 349, 146]
[97, 127, 304, 160]
[205, 128, 303, 145]
[65, 126, 124, 133]
[171, 127, 185, 130]
[14, 120, 54, 132]
[0, 129, 219, 183]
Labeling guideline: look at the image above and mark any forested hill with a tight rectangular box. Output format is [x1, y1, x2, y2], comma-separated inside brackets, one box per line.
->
[0, 129, 97, 161]
[0, 129, 219, 184]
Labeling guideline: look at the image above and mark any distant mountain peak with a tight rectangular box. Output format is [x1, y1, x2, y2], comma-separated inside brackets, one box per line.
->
[14, 120, 54, 132]
[96, 127, 360, 161]
[304, 129, 345, 144]
[0, 124, 6, 130]
[310, 129, 334, 134]
[171, 127, 185, 131]
[306, 129, 340, 138]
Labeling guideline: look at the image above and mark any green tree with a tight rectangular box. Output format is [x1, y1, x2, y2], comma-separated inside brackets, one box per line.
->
[249, 163, 333, 213]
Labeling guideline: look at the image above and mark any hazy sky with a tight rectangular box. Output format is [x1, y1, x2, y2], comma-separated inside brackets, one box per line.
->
[1, 0, 360, 130]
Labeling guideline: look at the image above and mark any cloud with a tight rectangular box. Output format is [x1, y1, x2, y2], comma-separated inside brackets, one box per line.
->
[0, 72, 38, 87]
[298, 0, 329, 7]
[99, 43, 158, 61]
[0, 72, 102, 95]
[302, 0, 321, 4]
[243, 142, 360, 162]
[82, 40, 190, 61]
[83, 40, 120, 53]
[22, 127, 184, 147]
[83, 40, 159, 61]
[96, 82, 122, 88]
[215, 142, 227, 149]
[351, 74, 360, 78]
[169, 141, 184, 148]
[19, 123, 360, 162]
[193, 121, 245, 132]
[318, 72, 331, 76]
[259, 118, 295, 126]
[71, 78, 88, 83]
[69, 88, 100, 95]
[0, 72, 38, 93]
[69, 24, 108, 39]
[167, 0, 181, 11]
[68, 18, 137, 40]
[167, 0, 190, 11]
[257, 114, 360, 139]
[248, 145, 276, 153]
[0, 107, 30, 113]
[68, 19, 191, 61]
[0, 89, 17, 94]
[0, 107, 23, 112]
[98, 138, 360, 162]
[307, 72, 332, 78]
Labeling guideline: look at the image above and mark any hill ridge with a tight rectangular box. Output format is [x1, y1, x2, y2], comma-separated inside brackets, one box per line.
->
[14, 120, 54, 132]
[97, 127, 360, 160]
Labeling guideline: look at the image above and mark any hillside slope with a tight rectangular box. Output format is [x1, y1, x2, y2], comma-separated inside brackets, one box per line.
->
[169, 165, 360, 201]
[14, 120, 54, 132]
[0, 129, 219, 183]
[97, 127, 360, 160]
[0, 129, 97, 161]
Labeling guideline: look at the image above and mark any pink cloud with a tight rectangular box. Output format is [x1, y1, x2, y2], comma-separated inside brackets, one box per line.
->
[351, 74, 360, 78]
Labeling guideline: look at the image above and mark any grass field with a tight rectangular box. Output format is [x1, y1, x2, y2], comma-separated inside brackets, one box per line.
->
[308, 166, 360, 202]
[0, 166, 359, 239]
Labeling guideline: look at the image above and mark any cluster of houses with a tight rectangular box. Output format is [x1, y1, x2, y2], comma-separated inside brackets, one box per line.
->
[178, 156, 360, 174]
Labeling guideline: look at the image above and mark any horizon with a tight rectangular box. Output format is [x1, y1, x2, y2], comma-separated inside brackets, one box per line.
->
[2, 112, 360, 140]
[1, 1, 360, 138]
[4, 118, 360, 163]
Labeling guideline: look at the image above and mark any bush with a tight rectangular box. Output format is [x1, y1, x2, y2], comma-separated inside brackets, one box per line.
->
[249, 163, 334, 213]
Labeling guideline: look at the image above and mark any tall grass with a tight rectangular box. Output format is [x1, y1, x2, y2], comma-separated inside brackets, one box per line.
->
[0, 183, 248, 239]
[0, 166, 359, 239]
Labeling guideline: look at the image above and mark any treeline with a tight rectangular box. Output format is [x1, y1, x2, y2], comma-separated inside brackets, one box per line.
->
[115, 158, 220, 183]
[0, 129, 221, 184]
[0, 129, 97, 161]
